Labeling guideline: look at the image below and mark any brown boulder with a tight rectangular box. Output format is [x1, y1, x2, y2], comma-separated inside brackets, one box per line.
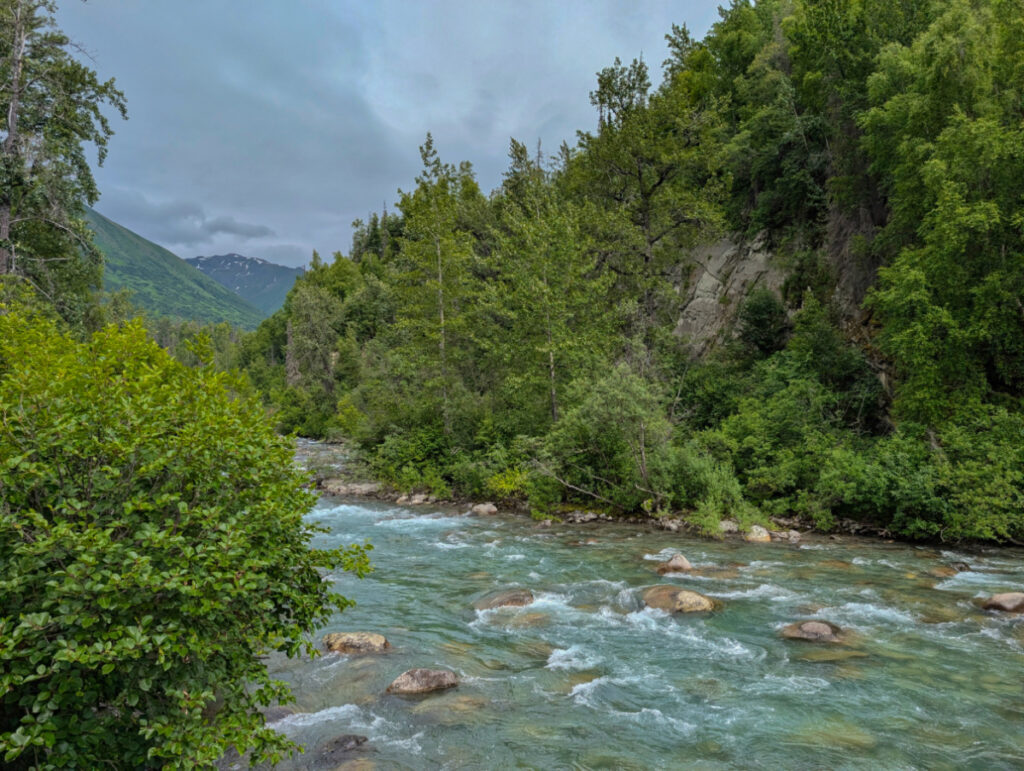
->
[323, 632, 391, 654]
[642, 585, 715, 613]
[781, 620, 844, 643]
[655, 553, 692, 574]
[474, 588, 534, 610]
[744, 525, 771, 543]
[386, 668, 458, 694]
[982, 592, 1024, 613]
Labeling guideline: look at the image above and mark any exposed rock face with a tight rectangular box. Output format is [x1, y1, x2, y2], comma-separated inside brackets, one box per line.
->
[474, 589, 534, 611]
[655, 553, 693, 574]
[471, 502, 498, 516]
[744, 525, 772, 543]
[386, 668, 458, 694]
[781, 620, 844, 643]
[642, 585, 715, 613]
[674, 237, 785, 355]
[982, 593, 1024, 613]
[323, 632, 391, 654]
[719, 519, 739, 534]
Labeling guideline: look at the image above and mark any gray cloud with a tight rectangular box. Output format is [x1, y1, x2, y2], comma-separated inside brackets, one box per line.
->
[59, 1, 719, 268]
[98, 188, 274, 249]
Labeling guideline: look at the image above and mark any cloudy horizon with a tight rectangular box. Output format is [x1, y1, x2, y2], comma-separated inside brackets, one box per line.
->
[59, 1, 719, 268]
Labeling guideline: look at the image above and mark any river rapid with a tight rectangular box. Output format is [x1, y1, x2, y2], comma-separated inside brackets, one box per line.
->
[261, 481, 1024, 769]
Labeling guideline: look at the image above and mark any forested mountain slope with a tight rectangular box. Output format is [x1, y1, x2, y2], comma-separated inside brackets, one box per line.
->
[240, 0, 1024, 543]
[87, 208, 265, 328]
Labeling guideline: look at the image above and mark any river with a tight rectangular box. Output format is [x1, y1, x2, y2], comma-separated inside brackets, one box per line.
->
[261, 484, 1024, 769]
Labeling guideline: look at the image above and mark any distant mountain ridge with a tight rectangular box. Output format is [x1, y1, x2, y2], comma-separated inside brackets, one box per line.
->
[187, 253, 303, 316]
[86, 208, 265, 328]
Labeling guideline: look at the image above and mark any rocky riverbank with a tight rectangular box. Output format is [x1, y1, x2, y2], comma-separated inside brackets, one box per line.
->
[296, 439, 959, 548]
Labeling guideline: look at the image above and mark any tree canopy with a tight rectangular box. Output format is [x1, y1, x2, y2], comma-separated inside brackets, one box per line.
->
[0, 310, 370, 768]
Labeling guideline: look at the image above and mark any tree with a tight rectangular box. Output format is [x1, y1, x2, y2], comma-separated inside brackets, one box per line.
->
[567, 55, 723, 349]
[0, 0, 126, 325]
[393, 134, 481, 435]
[862, 0, 1024, 422]
[485, 139, 617, 432]
[0, 309, 370, 768]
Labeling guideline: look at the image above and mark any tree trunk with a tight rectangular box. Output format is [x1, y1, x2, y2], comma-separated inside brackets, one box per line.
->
[285, 321, 300, 387]
[435, 233, 450, 434]
[0, 2, 27, 275]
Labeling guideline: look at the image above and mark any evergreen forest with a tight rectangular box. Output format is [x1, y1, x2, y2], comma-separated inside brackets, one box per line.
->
[239, 0, 1024, 543]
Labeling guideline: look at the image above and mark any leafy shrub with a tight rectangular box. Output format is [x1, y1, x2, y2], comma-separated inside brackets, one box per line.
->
[543, 365, 674, 511]
[0, 312, 370, 769]
[737, 287, 790, 357]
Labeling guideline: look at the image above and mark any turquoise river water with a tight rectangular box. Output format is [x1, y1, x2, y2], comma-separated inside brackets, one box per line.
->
[260, 490, 1024, 770]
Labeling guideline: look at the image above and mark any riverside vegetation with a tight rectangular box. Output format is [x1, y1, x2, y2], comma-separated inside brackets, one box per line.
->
[242, 0, 1024, 544]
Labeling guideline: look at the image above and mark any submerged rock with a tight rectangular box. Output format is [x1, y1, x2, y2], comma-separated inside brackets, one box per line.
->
[982, 593, 1024, 613]
[744, 525, 771, 543]
[780, 620, 844, 643]
[655, 553, 693, 574]
[309, 734, 369, 767]
[474, 588, 534, 610]
[642, 585, 715, 613]
[386, 668, 458, 694]
[259, 705, 295, 723]
[471, 502, 498, 516]
[323, 632, 391, 654]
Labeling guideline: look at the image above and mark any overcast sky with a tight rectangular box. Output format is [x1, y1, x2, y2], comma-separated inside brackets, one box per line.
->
[58, 1, 719, 268]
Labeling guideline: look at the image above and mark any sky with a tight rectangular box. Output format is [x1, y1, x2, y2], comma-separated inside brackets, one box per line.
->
[58, 1, 720, 268]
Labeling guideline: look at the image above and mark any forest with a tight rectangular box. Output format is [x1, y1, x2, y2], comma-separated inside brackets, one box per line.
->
[237, 0, 1024, 543]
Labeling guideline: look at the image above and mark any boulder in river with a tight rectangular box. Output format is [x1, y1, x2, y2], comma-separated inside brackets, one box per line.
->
[982, 593, 1024, 613]
[642, 585, 715, 613]
[744, 525, 772, 543]
[655, 553, 693, 574]
[474, 588, 534, 610]
[780, 620, 844, 643]
[321, 480, 381, 496]
[323, 632, 391, 654]
[719, 519, 739, 534]
[471, 502, 498, 516]
[386, 668, 459, 694]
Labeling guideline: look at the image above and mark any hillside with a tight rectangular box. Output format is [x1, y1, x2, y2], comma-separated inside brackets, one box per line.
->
[86, 208, 264, 328]
[186, 253, 303, 315]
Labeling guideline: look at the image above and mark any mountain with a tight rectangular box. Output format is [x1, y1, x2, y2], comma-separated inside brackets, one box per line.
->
[85, 208, 264, 329]
[186, 253, 303, 316]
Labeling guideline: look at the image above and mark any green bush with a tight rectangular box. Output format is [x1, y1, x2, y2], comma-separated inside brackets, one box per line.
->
[0, 312, 370, 769]
[543, 365, 675, 511]
[737, 287, 790, 357]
